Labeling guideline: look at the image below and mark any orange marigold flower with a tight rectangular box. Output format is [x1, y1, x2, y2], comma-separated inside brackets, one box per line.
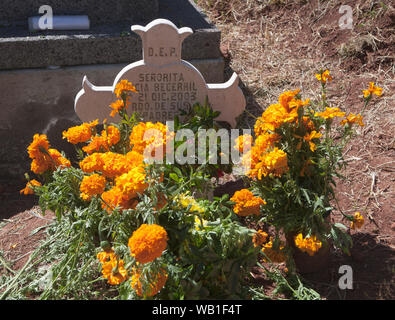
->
[129, 122, 175, 160]
[110, 99, 127, 117]
[351, 212, 364, 230]
[80, 173, 106, 201]
[261, 238, 286, 263]
[315, 107, 345, 119]
[102, 126, 121, 147]
[278, 89, 300, 111]
[80, 152, 142, 179]
[27, 134, 50, 159]
[115, 166, 148, 199]
[100, 255, 128, 285]
[48, 149, 71, 169]
[246, 147, 289, 180]
[101, 152, 138, 178]
[29, 147, 70, 174]
[254, 104, 291, 135]
[303, 130, 322, 152]
[230, 189, 266, 217]
[254, 90, 309, 136]
[30, 157, 51, 174]
[315, 70, 332, 83]
[82, 126, 121, 154]
[82, 136, 109, 154]
[234, 134, 253, 153]
[294, 233, 322, 256]
[128, 224, 168, 264]
[254, 132, 280, 151]
[299, 116, 315, 131]
[131, 267, 167, 297]
[20, 179, 42, 195]
[261, 148, 289, 177]
[101, 186, 138, 213]
[253, 230, 269, 247]
[126, 150, 145, 167]
[340, 113, 364, 127]
[62, 120, 98, 144]
[114, 80, 137, 98]
[79, 153, 105, 173]
[97, 249, 115, 263]
[363, 82, 383, 98]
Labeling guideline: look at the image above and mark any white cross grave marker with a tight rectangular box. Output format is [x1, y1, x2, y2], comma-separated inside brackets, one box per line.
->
[74, 19, 246, 127]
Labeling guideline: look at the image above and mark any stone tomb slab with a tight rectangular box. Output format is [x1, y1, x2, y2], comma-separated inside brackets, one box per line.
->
[0, 0, 222, 72]
[0, 0, 159, 26]
[75, 19, 246, 128]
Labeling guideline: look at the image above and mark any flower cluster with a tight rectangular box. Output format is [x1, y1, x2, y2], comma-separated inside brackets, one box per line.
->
[76, 144, 148, 211]
[18, 67, 385, 300]
[230, 189, 266, 216]
[253, 90, 309, 135]
[294, 234, 322, 256]
[230, 72, 383, 272]
[22, 79, 195, 299]
[241, 89, 312, 180]
[96, 224, 169, 297]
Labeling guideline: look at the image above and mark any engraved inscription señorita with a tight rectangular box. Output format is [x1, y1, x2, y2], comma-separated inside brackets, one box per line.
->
[75, 19, 246, 127]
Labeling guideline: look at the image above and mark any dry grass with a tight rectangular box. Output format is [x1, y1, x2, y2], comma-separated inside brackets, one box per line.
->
[197, 0, 394, 146]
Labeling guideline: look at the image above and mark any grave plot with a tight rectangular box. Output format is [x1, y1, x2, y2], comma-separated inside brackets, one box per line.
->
[0, 0, 394, 302]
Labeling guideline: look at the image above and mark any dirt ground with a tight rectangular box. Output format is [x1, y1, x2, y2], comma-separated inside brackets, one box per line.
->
[0, 0, 394, 300]
[197, 0, 394, 299]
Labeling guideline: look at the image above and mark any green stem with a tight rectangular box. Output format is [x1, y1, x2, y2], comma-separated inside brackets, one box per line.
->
[0, 236, 53, 299]
[360, 96, 371, 115]
[0, 254, 15, 275]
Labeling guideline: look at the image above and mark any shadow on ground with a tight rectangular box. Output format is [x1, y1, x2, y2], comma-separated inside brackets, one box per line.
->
[0, 180, 38, 220]
[300, 232, 394, 300]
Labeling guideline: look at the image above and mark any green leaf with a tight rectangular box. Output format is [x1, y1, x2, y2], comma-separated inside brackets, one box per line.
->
[169, 173, 179, 182]
[333, 223, 347, 230]
[173, 167, 183, 178]
[29, 224, 49, 236]
[301, 188, 311, 204]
